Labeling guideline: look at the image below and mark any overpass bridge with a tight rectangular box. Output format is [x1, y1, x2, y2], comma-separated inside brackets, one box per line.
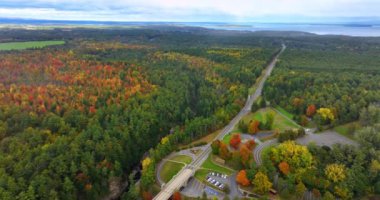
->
[153, 44, 286, 200]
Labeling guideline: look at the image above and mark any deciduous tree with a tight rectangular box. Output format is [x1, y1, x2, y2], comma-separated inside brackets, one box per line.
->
[325, 163, 346, 183]
[236, 170, 250, 186]
[252, 172, 272, 195]
[278, 161, 290, 175]
[306, 104, 316, 117]
[229, 134, 241, 149]
[248, 120, 260, 134]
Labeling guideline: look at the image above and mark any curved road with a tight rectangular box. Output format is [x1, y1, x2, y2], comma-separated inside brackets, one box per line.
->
[153, 44, 286, 200]
[254, 139, 278, 166]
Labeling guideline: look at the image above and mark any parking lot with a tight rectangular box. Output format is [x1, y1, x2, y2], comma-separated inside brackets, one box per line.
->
[205, 172, 229, 190]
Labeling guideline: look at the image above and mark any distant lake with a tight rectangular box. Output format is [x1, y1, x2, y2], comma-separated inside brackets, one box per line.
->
[183, 22, 380, 37]
[1, 18, 380, 37]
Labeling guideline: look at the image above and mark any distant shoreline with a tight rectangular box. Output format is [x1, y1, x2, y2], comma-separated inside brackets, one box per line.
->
[0, 19, 380, 37]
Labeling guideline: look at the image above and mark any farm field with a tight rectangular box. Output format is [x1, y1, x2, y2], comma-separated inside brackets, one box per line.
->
[0, 40, 65, 50]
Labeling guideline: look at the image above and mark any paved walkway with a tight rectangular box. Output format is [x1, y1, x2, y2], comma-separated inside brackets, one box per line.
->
[253, 119, 358, 166]
[296, 130, 358, 147]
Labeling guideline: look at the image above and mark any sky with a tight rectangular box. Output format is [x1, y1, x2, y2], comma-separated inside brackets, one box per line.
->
[0, 0, 379, 22]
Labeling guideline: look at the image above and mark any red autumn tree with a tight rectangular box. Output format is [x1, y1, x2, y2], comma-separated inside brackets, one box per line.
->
[172, 191, 182, 200]
[142, 191, 153, 200]
[229, 134, 241, 149]
[244, 139, 256, 150]
[278, 161, 290, 175]
[306, 104, 316, 117]
[236, 170, 250, 186]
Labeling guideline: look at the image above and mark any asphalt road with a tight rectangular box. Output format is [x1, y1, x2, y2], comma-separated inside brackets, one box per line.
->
[153, 44, 286, 200]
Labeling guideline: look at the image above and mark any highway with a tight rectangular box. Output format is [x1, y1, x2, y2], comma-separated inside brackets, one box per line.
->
[153, 44, 286, 200]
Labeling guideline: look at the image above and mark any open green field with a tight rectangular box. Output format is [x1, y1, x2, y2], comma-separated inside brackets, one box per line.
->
[0, 40, 65, 51]
[334, 121, 360, 140]
[170, 155, 192, 164]
[159, 155, 192, 183]
[274, 106, 294, 120]
[241, 107, 299, 131]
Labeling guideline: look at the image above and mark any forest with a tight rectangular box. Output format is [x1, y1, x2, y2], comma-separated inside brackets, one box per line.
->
[264, 36, 380, 128]
[1, 27, 379, 200]
[260, 36, 380, 199]
[0, 27, 278, 199]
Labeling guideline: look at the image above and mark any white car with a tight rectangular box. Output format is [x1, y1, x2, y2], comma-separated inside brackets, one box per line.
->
[219, 184, 224, 189]
[210, 179, 216, 184]
[215, 181, 220, 186]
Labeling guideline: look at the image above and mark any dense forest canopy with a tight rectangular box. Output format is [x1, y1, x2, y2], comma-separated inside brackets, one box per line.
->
[0, 27, 379, 200]
[0, 27, 278, 199]
[264, 36, 380, 127]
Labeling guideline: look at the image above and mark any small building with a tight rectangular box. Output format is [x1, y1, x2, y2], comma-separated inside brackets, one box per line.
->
[215, 157, 225, 165]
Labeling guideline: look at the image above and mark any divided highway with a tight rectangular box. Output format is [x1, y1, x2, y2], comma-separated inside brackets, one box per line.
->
[153, 44, 286, 200]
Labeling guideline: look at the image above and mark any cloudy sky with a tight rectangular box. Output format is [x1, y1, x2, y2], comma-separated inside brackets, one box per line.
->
[0, 0, 379, 22]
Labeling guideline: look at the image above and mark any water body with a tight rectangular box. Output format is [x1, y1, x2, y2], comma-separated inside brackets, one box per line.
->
[1, 18, 380, 37]
[182, 22, 380, 37]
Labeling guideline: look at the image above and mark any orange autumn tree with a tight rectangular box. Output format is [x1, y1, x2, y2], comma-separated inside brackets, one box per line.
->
[229, 134, 241, 149]
[306, 104, 317, 117]
[236, 170, 250, 186]
[219, 142, 231, 160]
[278, 161, 290, 175]
[248, 120, 260, 134]
[240, 145, 252, 168]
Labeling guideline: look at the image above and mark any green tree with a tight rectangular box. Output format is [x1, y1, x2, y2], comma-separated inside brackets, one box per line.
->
[322, 191, 335, 200]
[295, 182, 306, 198]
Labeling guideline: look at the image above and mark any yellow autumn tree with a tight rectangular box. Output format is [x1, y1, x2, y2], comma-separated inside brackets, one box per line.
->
[270, 141, 313, 171]
[252, 172, 272, 195]
[325, 163, 346, 183]
[142, 157, 152, 171]
[317, 108, 335, 121]
[161, 136, 169, 145]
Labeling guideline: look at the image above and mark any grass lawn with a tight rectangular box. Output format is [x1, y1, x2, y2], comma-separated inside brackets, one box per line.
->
[159, 155, 192, 183]
[222, 133, 234, 144]
[170, 155, 192, 164]
[201, 154, 234, 175]
[240, 107, 299, 132]
[0, 40, 65, 51]
[334, 121, 360, 140]
[274, 106, 294, 120]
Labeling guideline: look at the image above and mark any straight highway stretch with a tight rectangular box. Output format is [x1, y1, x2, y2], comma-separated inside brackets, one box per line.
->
[153, 44, 286, 200]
